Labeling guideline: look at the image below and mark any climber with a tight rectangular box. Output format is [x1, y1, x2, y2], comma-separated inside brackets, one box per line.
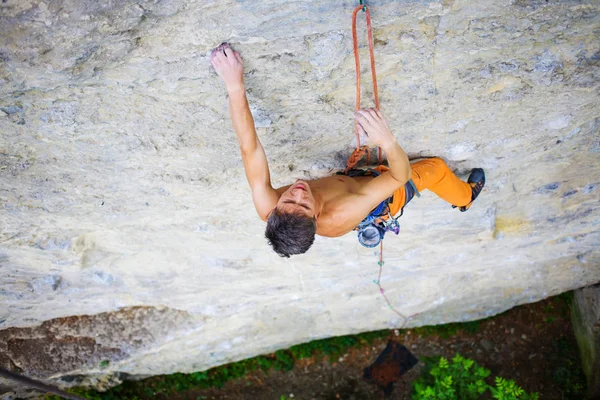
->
[210, 43, 485, 257]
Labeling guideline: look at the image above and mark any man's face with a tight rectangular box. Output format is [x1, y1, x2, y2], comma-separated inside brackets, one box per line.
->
[275, 180, 316, 218]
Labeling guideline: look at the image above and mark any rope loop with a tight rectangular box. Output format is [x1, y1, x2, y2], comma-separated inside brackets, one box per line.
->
[344, 145, 371, 174]
[347, 4, 382, 171]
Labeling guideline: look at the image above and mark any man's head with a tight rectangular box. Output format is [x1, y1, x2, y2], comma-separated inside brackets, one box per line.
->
[265, 180, 317, 257]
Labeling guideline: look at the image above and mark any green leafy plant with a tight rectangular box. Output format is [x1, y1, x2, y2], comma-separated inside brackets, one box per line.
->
[413, 320, 482, 339]
[412, 354, 538, 400]
[412, 354, 490, 400]
[549, 337, 586, 398]
[490, 377, 538, 400]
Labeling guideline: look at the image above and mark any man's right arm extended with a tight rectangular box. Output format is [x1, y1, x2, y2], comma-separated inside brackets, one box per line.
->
[211, 44, 278, 220]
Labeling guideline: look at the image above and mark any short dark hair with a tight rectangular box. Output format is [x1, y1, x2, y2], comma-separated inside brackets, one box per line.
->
[265, 208, 316, 257]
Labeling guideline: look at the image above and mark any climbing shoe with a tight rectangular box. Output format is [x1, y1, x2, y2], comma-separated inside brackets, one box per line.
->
[453, 168, 485, 212]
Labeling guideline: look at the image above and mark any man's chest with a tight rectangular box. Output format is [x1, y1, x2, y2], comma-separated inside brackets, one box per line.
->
[313, 176, 376, 237]
[312, 175, 373, 197]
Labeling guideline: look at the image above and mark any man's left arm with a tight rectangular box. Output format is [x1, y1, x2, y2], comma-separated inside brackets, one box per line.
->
[211, 43, 279, 221]
[345, 109, 412, 223]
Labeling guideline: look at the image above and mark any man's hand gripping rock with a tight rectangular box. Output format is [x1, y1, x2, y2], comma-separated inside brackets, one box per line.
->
[355, 108, 411, 183]
[354, 108, 396, 150]
[210, 42, 244, 92]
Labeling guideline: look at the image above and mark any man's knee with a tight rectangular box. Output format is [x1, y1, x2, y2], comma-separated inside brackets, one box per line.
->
[411, 157, 451, 190]
[429, 157, 449, 171]
[418, 157, 450, 186]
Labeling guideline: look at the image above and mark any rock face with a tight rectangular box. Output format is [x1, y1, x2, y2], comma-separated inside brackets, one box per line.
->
[572, 285, 600, 399]
[0, 0, 599, 389]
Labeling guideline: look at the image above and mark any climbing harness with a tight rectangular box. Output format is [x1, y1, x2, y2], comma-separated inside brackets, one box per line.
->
[345, 167, 420, 248]
[347, 2, 419, 327]
[340, 168, 406, 248]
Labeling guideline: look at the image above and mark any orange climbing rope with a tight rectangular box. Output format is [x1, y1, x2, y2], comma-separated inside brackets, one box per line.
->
[345, 4, 382, 174]
[347, 4, 418, 328]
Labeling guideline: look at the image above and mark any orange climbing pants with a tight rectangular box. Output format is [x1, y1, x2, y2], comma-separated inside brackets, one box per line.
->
[375, 158, 473, 216]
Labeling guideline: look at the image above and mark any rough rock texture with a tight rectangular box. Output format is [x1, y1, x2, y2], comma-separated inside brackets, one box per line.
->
[573, 284, 600, 399]
[1, 0, 599, 388]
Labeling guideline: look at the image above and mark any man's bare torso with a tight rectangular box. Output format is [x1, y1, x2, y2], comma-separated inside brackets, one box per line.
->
[276, 175, 376, 238]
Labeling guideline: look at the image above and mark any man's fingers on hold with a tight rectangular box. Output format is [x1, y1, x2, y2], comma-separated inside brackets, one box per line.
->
[224, 47, 235, 58]
[215, 51, 227, 62]
[355, 115, 373, 130]
[357, 123, 367, 135]
[355, 112, 367, 123]
[221, 43, 231, 53]
[234, 51, 243, 63]
[357, 110, 374, 123]
[355, 111, 370, 120]
[366, 108, 379, 119]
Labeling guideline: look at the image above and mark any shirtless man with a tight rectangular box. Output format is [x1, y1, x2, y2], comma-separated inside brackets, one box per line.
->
[210, 43, 485, 257]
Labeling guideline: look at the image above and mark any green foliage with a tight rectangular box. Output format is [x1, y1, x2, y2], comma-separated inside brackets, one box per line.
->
[287, 329, 387, 361]
[412, 354, 489, 400]
[412, 354, 538, 400]
[412, 319, 484, 339]
[274, 350, 294, 371]
[490, 377, 538, 400]
[557, 290, 573, 306]
[549, 338, 586, 398]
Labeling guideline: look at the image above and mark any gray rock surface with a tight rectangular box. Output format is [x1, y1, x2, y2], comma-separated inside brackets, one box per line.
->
[573, 284, 600, 399]
[1, 0, 599, 388]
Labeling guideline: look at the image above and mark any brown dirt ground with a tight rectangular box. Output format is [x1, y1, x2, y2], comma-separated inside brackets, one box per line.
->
[159, 295, 584, 400]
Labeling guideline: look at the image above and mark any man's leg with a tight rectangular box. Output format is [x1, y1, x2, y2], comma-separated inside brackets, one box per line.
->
[409, 158, 472, 207]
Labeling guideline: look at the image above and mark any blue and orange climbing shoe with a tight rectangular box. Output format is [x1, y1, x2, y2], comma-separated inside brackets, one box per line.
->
[454, 168, 485, 212]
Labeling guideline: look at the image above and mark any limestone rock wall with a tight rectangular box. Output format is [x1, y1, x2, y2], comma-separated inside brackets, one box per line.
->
[1, 0, 599, 388]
